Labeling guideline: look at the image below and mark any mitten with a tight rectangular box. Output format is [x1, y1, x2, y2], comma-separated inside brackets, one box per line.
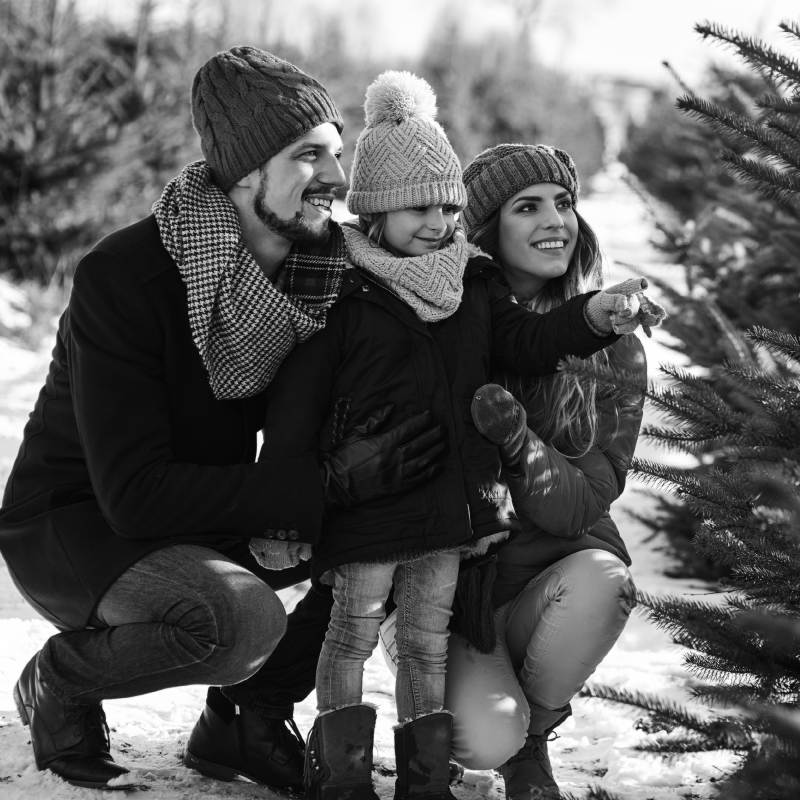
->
[637, 293, 668, 337]
[250, 538, 312, 570]
[585, 277, 667, 337]
[471, 384, 527, 471]
[584, 278, 646, 335]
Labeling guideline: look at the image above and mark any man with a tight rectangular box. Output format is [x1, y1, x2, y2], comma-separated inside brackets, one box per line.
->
[0, 47, 444, 791]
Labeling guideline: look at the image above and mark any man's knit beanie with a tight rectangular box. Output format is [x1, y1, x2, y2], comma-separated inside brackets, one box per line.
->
[346, 71, 467, 214]
[462, 144, 580, 233]
[191, 46, 343, 192]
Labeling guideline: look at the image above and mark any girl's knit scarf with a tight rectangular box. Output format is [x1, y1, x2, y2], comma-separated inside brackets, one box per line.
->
[341, 225, 467, 322]
[152, 161, 346, 400]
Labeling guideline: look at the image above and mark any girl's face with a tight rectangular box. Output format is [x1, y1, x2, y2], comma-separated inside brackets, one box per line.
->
[383, 204, 459, 257]
[497, 183, 579, 298]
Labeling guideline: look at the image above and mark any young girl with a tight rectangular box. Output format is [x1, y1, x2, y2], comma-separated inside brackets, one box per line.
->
[253, 72, 653, 800]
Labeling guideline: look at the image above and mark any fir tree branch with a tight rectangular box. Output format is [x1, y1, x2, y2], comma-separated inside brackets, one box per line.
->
[676, 94, 800, 172]
[580, 684, 709, 732]
[748, 327, 800, 362]
[756, 93, 800, 115]
[779, 20, 800, 47]
[719, 149, 800, 207]
[695, 21, 800, 86]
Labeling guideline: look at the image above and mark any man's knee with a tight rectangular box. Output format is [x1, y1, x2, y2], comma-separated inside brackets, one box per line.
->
[208, 573, 287, 685]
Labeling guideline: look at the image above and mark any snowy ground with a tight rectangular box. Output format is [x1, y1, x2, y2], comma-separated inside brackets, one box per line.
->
[0, 166, 739, 799]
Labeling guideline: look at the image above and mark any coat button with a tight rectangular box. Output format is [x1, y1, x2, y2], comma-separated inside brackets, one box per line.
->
[288, 529, 299, 540]
[362, 284, 370, 292]
[276, 530, 287, 540]
[265, 529, 275, 539]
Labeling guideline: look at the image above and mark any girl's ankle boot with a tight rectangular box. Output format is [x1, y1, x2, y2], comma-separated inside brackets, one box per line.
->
[304, 704, 380, 800]
[394, 712, 456, 800]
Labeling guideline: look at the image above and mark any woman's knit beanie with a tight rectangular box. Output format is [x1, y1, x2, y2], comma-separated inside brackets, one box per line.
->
[346, 71, 467, 214]
[191, 46, 343, 192]
[462, 143, 580, 233]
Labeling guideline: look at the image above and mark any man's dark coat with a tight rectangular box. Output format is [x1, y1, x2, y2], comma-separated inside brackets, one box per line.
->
[0, 216, 324, 631]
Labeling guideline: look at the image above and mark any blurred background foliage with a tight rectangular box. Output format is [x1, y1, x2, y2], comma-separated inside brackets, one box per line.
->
[0, 0, 605, 286]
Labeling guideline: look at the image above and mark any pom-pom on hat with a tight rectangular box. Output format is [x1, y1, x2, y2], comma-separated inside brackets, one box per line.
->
[191, 46, 343, 192]
[462, 143, 580, 233]
[346, 71, 467, 214]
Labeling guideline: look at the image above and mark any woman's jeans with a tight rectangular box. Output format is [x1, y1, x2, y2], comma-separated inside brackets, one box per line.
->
[37, 544, 290, 703]
[379, 549, 636, 769]
[316, 552, 460, 721]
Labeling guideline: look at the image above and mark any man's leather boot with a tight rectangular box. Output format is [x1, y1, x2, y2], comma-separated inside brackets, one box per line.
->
[394, 712, 457, 800]
[500, 731, 561, 800]
[184, 687, 305, 794]
[13, 653, 134, 789]
[304, 704, 380, 800]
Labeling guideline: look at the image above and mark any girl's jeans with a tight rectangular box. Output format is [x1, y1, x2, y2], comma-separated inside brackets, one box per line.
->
[316, 552, 460, 721]
[379, 549, 636, 769]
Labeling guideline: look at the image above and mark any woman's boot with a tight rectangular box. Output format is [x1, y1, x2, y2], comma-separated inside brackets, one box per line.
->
[304, 704, 380, 800]
[394, 712, 456, 800]
[500, 731, 560, 800]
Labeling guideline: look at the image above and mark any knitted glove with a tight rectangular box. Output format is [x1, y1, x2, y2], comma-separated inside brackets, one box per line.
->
[250, 538, 312, 570]
[636, 292, 668, 338]
[584, 278, 666, 337]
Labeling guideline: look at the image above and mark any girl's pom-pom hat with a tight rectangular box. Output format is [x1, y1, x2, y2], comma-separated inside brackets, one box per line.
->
[346, 71, 467, 215]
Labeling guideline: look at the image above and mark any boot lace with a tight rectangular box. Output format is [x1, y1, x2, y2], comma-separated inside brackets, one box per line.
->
[286, 717, 306, 754]
[66, 703, 111, 751]
[508, 731, 559, 765]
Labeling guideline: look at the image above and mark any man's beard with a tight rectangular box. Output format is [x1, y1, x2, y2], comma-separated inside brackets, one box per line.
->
[253, 175, 332, 246]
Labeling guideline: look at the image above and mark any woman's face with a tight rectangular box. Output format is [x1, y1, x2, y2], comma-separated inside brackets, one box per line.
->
[383, 204, 459, 258]
[497, 183, 579, 298]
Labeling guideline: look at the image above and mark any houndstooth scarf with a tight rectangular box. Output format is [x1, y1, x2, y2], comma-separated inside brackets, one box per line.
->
[341, 225, 467, 322]
[153, 161, 346, 400]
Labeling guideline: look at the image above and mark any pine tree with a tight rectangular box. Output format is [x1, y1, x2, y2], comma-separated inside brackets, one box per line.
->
[568, 20, 800, 798]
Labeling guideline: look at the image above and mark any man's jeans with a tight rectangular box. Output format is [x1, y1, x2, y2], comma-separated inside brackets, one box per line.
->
[316, 552, 459, 721]
[38, 542, 333, 717]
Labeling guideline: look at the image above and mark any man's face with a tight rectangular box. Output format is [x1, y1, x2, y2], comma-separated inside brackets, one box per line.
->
[254, 123, 346, 244]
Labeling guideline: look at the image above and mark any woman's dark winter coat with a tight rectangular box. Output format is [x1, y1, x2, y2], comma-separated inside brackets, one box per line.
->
[0, 215, 324, 631]
[260, 259, 619, 578]
[492, 333, 647, 607]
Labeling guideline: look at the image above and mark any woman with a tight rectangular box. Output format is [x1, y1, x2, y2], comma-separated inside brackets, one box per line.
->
[381, 143, 652, 800]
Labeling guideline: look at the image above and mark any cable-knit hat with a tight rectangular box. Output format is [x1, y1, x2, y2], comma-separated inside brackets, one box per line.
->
[346, 71, 467, 214]
[462, 144, 580, 232]
[191, 47, 343, 192]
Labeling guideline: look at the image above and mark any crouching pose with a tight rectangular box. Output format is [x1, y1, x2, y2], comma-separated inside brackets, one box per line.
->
[253, 74, 653, 800]
[447, 143, 658, 799]
[0, 49, 446, 792]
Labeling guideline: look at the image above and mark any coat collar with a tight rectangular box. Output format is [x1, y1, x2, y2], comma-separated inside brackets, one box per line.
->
[338, 266, 431, 334]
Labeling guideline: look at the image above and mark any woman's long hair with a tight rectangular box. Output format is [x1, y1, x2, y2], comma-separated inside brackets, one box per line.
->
[469, 208, 614, 456]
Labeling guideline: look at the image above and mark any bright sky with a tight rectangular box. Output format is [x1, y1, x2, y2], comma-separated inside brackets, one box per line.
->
[82, 0, 800, 85]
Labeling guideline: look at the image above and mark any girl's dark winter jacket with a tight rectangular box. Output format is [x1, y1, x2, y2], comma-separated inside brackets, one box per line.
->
[0, 216, 324, 631]
[492, 333, 647, 607]
[261, 260, 620, 578]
